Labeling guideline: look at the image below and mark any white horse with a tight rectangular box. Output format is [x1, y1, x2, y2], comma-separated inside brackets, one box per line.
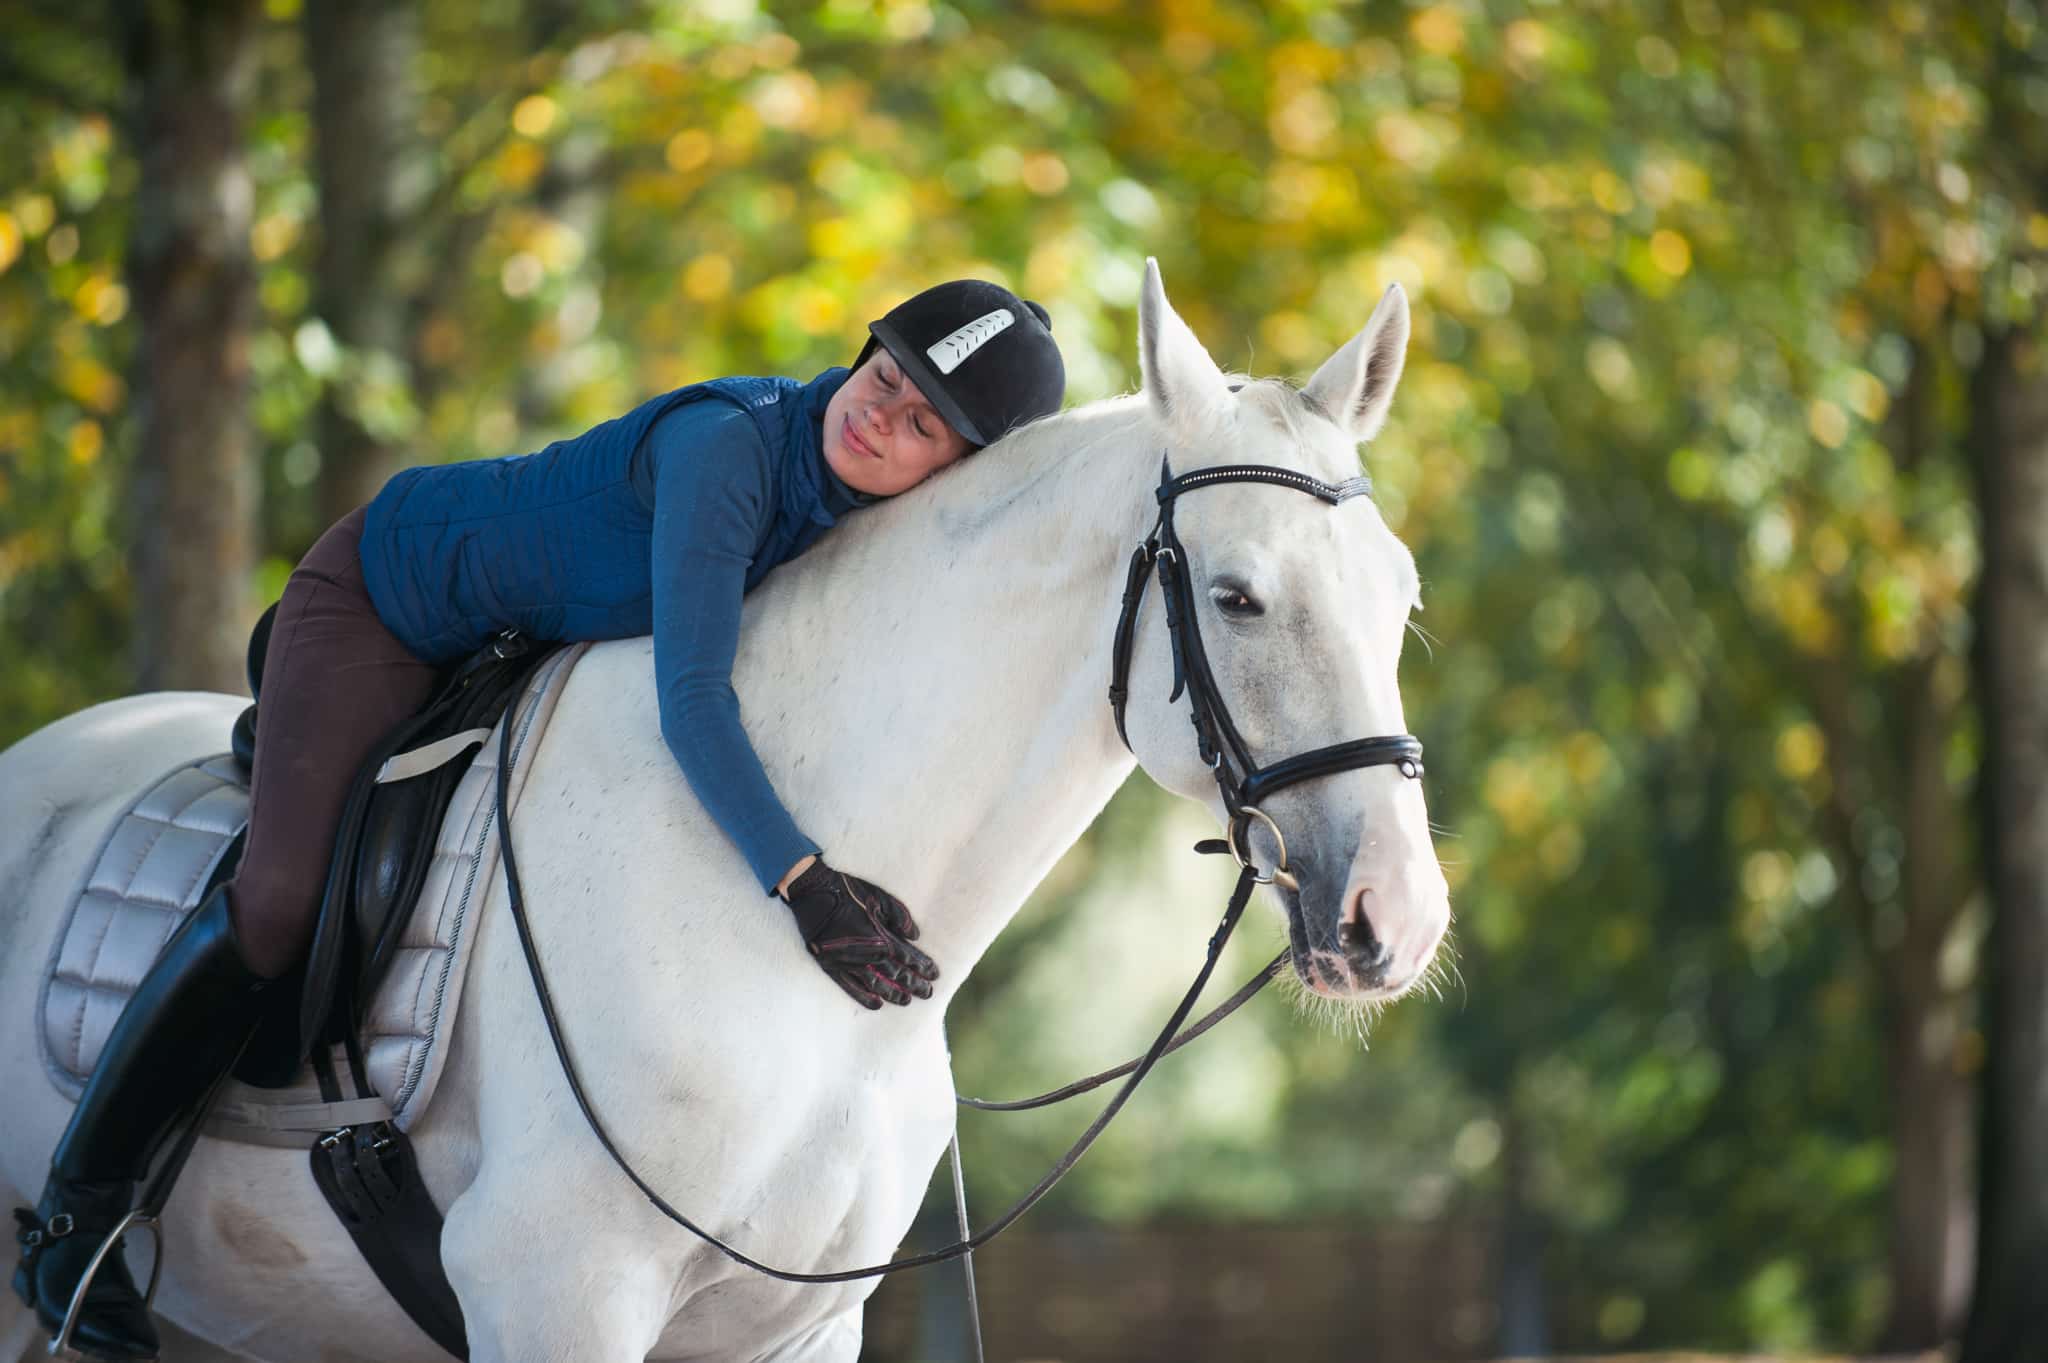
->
[0, 264, 1447, 1362]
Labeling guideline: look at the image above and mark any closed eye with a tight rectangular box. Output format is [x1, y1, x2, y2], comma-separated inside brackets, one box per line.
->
[881, 364, 932, 440]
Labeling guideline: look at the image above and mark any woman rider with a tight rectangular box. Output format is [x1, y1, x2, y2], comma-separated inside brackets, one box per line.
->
[13, 280, 1066, 1360]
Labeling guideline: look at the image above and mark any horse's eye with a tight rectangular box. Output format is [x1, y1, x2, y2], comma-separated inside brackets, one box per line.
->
[1211, 585, 1262, 617]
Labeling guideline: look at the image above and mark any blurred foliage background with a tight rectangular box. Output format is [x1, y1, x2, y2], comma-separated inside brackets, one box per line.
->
[3, 0, 2044, 1358]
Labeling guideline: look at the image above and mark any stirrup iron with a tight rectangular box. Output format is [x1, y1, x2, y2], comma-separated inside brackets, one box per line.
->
[48, 1209, 162, 1360]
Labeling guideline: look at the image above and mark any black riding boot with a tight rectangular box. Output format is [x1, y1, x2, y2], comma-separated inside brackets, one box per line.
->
[12, 885, 267, 1361]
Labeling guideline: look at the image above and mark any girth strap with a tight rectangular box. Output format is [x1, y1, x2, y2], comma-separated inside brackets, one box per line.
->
[311, 1123, 469, 1360]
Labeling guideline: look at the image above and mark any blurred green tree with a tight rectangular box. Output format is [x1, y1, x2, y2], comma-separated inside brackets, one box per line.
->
[3, 2, 2042, 1357]
[1955, 6, 2048, 1359]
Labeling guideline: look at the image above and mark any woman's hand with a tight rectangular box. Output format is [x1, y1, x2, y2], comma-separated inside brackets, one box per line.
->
[780, 858, 940, 1009]
[776, 854, 819, 897]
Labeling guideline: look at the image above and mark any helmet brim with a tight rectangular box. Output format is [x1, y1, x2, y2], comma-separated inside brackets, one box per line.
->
[864, 320, 990, 448]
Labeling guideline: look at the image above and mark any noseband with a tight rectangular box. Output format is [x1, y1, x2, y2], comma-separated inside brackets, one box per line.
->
[1108, 457, 1425, 890]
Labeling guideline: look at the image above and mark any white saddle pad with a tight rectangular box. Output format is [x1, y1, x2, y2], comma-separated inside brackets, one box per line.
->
[36, 644, 589, 1145]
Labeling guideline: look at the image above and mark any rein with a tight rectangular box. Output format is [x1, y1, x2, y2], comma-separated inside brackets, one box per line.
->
[957, 947, 1287, 1111]
[497, 706, 1259, 1281]
[492, 453, 1423, 1286]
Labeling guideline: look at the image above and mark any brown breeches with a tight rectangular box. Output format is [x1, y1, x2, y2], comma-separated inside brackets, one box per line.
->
[227, 507, 439, 978]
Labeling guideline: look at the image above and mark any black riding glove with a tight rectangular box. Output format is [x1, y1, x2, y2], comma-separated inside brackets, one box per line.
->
[781, 858, 940, 1010]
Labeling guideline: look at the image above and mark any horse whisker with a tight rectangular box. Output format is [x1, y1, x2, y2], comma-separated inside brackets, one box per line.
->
[1405, 618, 1437, 661]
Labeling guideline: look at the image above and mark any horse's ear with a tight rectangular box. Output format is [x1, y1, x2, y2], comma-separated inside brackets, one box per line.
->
[1139, 258, 1232, 439]
[1302, 283, 1410, 444]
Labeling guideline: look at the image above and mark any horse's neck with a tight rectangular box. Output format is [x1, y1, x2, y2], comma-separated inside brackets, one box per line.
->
[730, 401, 1159, 988]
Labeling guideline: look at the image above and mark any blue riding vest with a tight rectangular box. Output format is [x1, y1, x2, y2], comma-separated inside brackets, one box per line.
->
[357, 369, 868, 894]
[359, 370, 855, 664]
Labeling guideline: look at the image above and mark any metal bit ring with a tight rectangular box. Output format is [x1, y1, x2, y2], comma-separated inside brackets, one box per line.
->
[1226, 806, 1298, 892]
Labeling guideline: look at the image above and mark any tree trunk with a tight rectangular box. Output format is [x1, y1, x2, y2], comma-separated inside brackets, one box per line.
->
[119, 0, 263, 693]
[1878, 653, 1976, 1349]
[1960, 329, 2048, 1363]
[306, 0, 421, 529]
[516, 0, 608, 436]
[514, 127, 606, 433]
[1881, 983, 1976, 1349]
[1812, 637, 1978, 1348]
[1494, 1105, 1549, 1357]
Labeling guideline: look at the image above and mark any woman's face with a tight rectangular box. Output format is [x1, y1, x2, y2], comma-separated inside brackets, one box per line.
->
[822, 350, 974, 496]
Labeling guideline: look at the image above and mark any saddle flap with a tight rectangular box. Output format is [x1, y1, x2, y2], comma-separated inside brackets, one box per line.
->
[300, 634, 560, 1062]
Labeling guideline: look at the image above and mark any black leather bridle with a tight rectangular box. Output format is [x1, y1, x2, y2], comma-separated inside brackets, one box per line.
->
[1109, 457, 1425, 891]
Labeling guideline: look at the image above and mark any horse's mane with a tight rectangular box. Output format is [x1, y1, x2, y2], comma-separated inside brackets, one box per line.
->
[711, 369, 1364, 676]
[882, 390, 1156, 529]
[854, 374, 1345, 548]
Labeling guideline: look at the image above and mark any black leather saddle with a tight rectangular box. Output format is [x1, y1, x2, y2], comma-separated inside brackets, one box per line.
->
[216, 603, 546, 1361]
[222, 602, 558, 1088]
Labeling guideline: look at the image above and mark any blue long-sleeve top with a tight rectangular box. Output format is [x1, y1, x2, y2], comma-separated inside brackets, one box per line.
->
[358, 369, 872, 893]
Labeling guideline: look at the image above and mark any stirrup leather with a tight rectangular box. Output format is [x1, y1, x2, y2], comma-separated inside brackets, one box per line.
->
[15, 1205, 164, 1359]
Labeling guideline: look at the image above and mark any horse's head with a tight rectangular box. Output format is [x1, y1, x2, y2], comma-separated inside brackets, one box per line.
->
[1117, 262, 1448, 1004]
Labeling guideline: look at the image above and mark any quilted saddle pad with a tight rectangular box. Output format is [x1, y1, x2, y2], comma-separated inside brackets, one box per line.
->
[35, 643, 588, 1145]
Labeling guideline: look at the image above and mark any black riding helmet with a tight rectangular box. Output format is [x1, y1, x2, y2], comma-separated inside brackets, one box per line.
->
[854, 280, 1066, 448]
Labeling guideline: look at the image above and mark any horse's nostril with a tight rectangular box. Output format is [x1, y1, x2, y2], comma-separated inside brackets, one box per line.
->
[1340, 892, 1393, 970]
